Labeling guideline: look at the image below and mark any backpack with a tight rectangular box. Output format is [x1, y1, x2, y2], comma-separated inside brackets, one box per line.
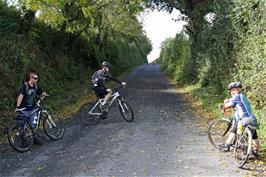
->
[91, 71, 99, 85]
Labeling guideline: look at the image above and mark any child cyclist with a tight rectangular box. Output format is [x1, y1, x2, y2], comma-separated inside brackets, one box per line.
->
[222, 82, 259, 157]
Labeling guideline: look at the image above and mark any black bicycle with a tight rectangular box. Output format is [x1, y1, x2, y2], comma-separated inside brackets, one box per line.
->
[80, 85, 134, 125]
[7, 97, 65, 152]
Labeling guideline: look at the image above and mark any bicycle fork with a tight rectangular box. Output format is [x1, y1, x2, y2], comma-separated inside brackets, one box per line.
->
[42, 111, 56, 128]
[118, 100, 128, 113]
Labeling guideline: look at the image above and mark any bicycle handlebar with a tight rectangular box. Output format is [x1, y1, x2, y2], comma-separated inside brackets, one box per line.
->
[15, 107, 27, 112]
[16, 95, 48, 112]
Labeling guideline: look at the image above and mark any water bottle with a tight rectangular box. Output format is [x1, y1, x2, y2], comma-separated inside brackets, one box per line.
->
[237, 122, 243, 135]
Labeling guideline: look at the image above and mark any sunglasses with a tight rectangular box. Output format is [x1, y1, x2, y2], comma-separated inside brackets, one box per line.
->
[32, 77, 39, 80]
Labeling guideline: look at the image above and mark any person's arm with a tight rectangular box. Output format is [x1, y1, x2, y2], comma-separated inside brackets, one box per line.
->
[36, 85, 49, 98]
[110, 76, 122, 84]
[223, 102, 233, 111]
[16, 83, 27, 108]
[223, 97, 236, 111]
[107, 74, 122, 84]
[16, 94, 24, 108]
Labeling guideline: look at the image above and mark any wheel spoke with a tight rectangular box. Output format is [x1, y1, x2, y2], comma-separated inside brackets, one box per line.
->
[208, 119, 231, 150]
[7, 122, 33, 152]
[43, 112, 64, 140]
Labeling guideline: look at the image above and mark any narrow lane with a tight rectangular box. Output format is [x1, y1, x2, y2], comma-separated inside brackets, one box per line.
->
[1, 64, 246, 177]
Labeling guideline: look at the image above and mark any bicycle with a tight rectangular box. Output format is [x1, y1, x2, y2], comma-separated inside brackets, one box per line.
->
[208, 106, 259, 168]
[7, 97, 65, 152]
[80, 85, 134, 125]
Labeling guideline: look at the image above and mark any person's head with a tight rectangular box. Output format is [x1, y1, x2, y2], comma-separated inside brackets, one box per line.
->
[26, 69, 39, 84]
[102, 61, 111, 72]
[227, 82, 242, 96]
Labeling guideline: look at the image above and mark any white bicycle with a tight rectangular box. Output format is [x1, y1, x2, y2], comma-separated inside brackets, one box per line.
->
[80, 85, 134, 125]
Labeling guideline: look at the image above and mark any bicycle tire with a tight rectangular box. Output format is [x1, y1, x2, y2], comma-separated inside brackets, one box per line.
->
[208, 119, 231, 150]
[43, 112, 65, 140]
[119, 101, 134, 122]
[80, 103, 101, 125]
[233, 128, 252, 168]
[7, 121, 34, 152]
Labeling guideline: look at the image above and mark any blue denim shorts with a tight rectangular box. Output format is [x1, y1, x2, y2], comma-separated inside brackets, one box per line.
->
[20, 110, 38, 128]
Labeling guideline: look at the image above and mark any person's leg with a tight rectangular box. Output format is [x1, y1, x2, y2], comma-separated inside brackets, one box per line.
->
[252, 131, 260, 158]
[103, 89, 112, 105]
[224, 121, 237, 151]
[18, 111, 28, 146]
[100, 88, 112, 119]
[253, 138, 260, 150]
[26, 110, 38, 129]
[226, 133, 236, 145]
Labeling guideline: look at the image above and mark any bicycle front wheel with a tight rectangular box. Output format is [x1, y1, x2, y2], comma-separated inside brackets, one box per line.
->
[119, 101, 134, 122]
[208, 119, 231, 150]
[7, 121, 34, 152]
[43, 112, 65, 140]
[234, 128, 252, 168]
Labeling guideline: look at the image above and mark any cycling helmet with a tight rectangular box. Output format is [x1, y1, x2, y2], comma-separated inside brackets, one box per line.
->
[227, 82, 242, 90]
[102, 61, 111, 68]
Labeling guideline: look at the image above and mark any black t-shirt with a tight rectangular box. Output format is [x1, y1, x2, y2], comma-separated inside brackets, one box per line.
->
[19, 83, 43, 109]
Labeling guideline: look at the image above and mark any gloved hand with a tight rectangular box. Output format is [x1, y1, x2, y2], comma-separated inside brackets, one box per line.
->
[121, 82, 126, 86]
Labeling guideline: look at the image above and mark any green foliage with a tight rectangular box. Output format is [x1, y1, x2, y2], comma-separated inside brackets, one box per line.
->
[157, 32, 191, 83]
[0, 1, 151, 140]
[156, 0, 266, 145]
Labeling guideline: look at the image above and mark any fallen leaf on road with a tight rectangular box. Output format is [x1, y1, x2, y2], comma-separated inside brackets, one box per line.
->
[36, 165, 46, 171]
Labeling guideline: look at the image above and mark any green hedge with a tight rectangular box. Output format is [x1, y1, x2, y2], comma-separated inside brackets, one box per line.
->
[0, 1, 151, 141]
[157, 0, 266, 147]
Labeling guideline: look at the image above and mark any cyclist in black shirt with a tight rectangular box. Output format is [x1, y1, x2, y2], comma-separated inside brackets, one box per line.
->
[16, 70, 48, 127]
[91, 61, 126, 113]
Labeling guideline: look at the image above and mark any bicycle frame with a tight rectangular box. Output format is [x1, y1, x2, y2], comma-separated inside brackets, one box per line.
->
[89, 91, 122, 116]
[18, 100, 55, 131]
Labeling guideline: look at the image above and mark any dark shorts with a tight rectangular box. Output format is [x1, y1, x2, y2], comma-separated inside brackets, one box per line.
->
[93, 86, 108, 99]
[231, 118, 258, 139]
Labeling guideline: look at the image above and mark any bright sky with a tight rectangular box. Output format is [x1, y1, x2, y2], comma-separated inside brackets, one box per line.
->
[139, 9, 186, 63]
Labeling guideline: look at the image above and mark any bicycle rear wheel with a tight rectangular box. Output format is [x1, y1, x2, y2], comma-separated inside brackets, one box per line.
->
[234, 128, 252, 168]
[7, 121, 34, 152]
[119, 101, 134, 122]
[208, 119, 231, 150]
[43, 112, 65, 140]
[80, 102, 101, 125]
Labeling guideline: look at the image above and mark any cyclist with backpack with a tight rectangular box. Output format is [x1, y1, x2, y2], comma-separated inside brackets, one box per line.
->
[91, 61, 126, 118]
[222, 82, 259, 158]
[16, 69, 48, 128]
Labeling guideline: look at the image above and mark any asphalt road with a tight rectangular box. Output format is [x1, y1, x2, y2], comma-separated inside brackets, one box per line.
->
[0, 64, 250, 176]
